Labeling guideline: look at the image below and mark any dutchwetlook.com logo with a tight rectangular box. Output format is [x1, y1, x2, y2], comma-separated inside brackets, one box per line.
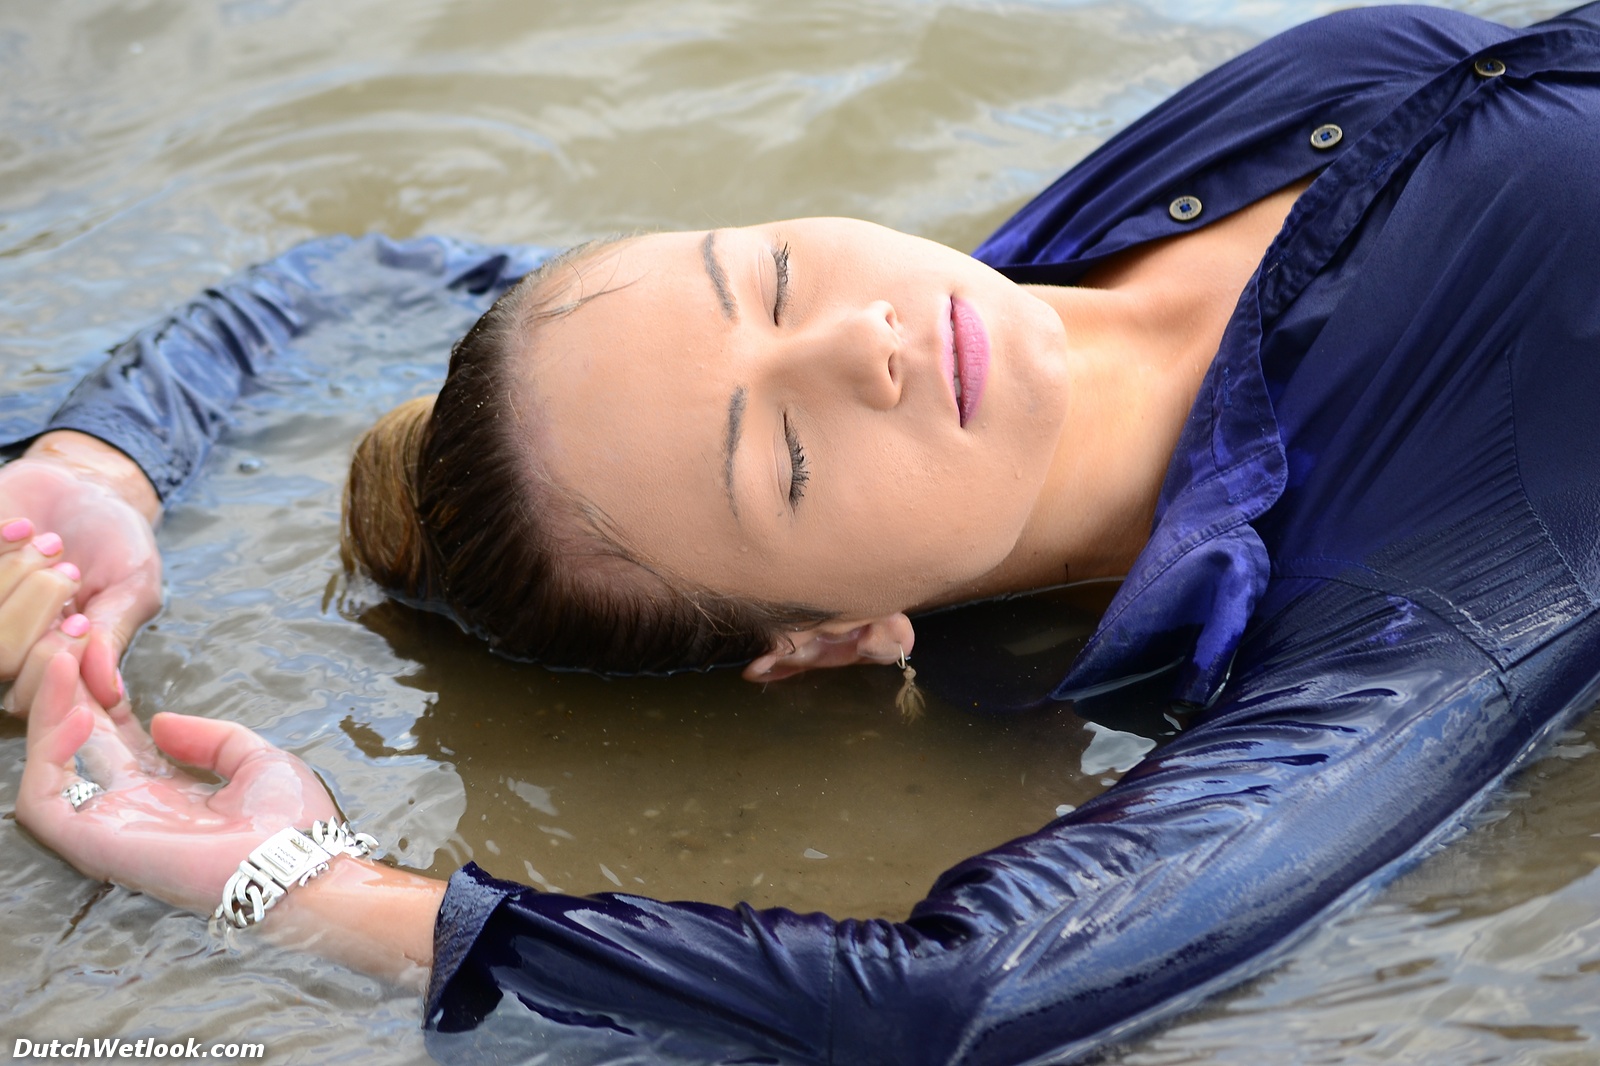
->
[12, 1038, 265, 1060]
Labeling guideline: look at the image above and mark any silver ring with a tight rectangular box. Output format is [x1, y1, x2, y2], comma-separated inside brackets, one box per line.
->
[62, 780, 105, 810]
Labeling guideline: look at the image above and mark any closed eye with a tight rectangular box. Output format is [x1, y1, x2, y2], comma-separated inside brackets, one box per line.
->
[784, 412, 808, 507]
[771, 241, 791, 325]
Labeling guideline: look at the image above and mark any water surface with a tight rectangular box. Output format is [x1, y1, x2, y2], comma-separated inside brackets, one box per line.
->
[2, 1, 1595, 1062]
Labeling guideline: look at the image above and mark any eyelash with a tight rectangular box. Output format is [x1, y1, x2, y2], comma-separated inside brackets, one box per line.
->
[772, 242, 791, 325]
[784, 411, 809, 506]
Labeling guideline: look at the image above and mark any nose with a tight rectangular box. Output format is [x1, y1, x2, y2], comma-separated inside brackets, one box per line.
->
[786, 299, 903, 411]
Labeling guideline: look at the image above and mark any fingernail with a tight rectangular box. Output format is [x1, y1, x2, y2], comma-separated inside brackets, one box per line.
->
[2, 519, 32, 542]
[32, 532, 63, 557]
[52, 561, 81, 581]
[116, 670, 126, 699]
[61, 613, 90, 638]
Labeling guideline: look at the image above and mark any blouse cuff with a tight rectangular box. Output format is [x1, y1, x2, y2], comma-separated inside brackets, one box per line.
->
[425, 863, 525, 1033]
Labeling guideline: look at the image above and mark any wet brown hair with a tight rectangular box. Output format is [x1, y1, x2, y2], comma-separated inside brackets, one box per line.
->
[341, 241, 831, 673]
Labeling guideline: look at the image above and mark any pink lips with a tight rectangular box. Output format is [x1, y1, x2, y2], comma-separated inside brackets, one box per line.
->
[946, 296, 990, 427]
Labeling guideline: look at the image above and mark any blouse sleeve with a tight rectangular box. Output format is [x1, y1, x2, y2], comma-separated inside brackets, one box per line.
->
[6, 234, 542, 502]
[425, 580, 1599, 1066]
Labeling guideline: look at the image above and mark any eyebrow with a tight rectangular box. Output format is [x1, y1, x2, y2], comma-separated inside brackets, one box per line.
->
[701, 230, 737, 320]
[723, 385, 747, 520]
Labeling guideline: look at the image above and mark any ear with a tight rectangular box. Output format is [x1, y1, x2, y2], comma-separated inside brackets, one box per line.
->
[741, 613, 916, 683]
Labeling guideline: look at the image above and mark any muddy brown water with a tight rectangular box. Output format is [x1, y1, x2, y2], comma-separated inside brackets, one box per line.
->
[2, 1, 1595, 1062]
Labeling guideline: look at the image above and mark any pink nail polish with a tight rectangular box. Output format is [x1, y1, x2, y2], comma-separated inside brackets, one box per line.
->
[2, 519, 31, 542]
[61, 613, 90, 638]
[52, 561, 81, 581]
[32, 532, 63, 557]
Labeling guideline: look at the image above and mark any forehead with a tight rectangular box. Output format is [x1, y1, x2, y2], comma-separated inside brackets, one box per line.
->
[513, 230, 744, 555]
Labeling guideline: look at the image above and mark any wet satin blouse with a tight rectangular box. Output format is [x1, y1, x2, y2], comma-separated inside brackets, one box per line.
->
[13, 5, 1600, 1064]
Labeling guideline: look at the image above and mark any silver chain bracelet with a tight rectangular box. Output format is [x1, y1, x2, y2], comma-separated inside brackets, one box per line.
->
[214, 819, 379, 930]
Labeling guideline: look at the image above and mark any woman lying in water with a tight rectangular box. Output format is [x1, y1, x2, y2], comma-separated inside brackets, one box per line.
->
[9, 4, 1600, 1063]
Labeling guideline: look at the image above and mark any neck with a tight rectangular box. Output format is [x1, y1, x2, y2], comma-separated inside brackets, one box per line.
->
[971, 177, 1309, 600]
[992, 280, 1213, 592]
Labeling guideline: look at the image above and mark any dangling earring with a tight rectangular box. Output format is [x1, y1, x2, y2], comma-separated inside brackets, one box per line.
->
[894, 645, 924, 722]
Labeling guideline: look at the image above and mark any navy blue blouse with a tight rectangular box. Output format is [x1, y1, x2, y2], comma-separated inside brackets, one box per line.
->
[12, 5, 1600, 1064]
[976, 2, 1600, 708]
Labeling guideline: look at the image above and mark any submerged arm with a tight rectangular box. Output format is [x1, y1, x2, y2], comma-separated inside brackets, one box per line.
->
[420, 581, 1595, 1066]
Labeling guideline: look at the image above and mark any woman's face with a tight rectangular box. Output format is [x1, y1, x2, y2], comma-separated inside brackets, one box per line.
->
[517, 218, 1072, 621]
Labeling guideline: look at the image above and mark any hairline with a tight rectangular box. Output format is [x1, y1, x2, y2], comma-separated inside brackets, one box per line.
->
[496, 237, 838, 650]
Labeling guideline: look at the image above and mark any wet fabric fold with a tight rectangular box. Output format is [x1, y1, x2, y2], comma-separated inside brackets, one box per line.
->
[1, 234, 547, 500]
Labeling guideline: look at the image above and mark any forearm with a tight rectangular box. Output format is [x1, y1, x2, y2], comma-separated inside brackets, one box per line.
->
[22, 431, 161, 527]
[266, 857, 446, 991]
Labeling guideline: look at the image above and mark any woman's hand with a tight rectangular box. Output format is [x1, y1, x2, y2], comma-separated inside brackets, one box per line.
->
[0, 431, 163, 713]
[0, 518, 84, 677]
[16, 652, 337, 916]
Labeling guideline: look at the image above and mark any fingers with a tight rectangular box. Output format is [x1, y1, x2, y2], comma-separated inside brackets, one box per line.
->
[0, 470, 165, 705]
[82, 569, 162, 661]
[0, 517, 36, 553]
[150, 712, 282, 780]
[14, 654, 146, 890]
[28, 652, 95, 766]
[78, 569, 161, 710]
[15, 654, 96, 848]
[0, 575, 83, 678]
[150, 712, 339, 831]
[0, 523, 66, 599]
[4, 615, 89, 717]
[80, 629, 127, 714]
[8, 610, 142, 720]
[0, 519, 82, 681]
[7, 629, 155, 774]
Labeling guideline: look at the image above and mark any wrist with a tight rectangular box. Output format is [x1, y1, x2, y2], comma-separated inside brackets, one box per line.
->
[24, 431, 161, 526]
[213, 821, 378, 930]
[262, 854, 445, 989]
[197, 819, 445, 988]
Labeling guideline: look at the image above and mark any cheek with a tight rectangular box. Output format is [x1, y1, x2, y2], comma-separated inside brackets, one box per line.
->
[829, 447, 1034, 595]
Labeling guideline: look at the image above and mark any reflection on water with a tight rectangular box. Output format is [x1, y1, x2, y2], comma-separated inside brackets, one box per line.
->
[1, 0, 1594, 1063]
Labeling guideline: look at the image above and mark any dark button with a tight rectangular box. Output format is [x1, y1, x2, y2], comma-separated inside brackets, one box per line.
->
[1474, 57, 1507, 78]
[1310, 123, 1343, 150]
[1169, 195, 1203, 222]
